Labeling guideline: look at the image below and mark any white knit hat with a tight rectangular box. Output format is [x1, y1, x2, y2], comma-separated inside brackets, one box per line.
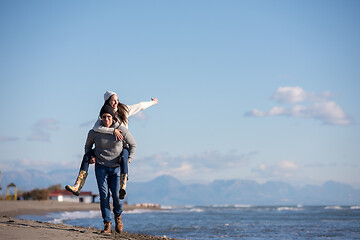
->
[104, 91, 117, 101]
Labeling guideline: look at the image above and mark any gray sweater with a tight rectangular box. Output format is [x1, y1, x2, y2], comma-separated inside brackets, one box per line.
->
[85, 124, 136, 168]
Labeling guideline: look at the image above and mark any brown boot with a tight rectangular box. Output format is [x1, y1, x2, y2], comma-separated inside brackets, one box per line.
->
[65, 170, 88, 196]
[115, 214, 123, 233]
[101, 221, 111, 235]
[119, 174, 128, 199]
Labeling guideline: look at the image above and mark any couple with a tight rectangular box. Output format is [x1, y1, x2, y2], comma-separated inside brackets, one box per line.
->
[65, 91, 158, 234]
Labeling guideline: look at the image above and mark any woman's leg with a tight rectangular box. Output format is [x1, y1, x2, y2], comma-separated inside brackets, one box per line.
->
[80, 149, 94, 172]
[65, 149, 94, 195]
[119, 148, 129, 199]
[120, 148, 129, 174]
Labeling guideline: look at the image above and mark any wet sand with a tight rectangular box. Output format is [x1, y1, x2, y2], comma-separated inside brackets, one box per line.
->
[0, 200, 179, 240]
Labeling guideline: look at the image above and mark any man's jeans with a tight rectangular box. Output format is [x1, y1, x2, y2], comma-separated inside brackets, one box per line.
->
[95, 164, 123, 223]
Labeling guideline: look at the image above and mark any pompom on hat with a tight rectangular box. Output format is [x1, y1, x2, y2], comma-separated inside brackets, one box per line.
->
[104, 91, 117, 101]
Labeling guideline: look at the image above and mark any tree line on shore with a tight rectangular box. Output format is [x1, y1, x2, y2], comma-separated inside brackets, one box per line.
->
[20, 184, 62, 200]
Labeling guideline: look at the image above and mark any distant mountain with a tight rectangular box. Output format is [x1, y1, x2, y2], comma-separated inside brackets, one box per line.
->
[1, 170, 359, 206]
[127, 177, 360, 206]
[2, 169, 55, 191]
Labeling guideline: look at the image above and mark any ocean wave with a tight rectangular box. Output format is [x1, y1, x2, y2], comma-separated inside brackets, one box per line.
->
[188, 208, 205, 212]
[350, 206, 360, 210]
[324, 206, 343, 210]
[234, 204, 252, 208]
[183, 205, 196, 208]
[276, 206, 303, 211]
[165, 206, 207, 213]
[124, 209, 159, 214]
[124, 205, 176, 214]
[48, 210, 101, 224]
[169, 206, 206, 213]
[160, 205, 173, 210]
[211, 204, 228, 208]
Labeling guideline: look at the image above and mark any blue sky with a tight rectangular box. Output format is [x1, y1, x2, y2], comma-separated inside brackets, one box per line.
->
[0, 0, 359, 188]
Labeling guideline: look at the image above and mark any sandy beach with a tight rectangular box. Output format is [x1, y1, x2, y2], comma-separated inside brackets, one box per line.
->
[0, 200, 179, 240]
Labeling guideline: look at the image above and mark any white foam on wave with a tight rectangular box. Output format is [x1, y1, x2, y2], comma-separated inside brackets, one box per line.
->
[183, 205, 195, 208]
[276, 207, 302, 211]
[234, 204, 252, 208]
[123, 205, 175, 214]
[212, 204, 252, 208]
[350, 206, 360, 210]
[188, 208, 204, 212]
[48, 210, 101, 224]
[176, 205, 205, 212]
[212, 204, 231, 208]
[124, 209, 159, 214]
[165, 206, 205, 213]
[324, 206, 343, 210]
[160, 205, 173, 210]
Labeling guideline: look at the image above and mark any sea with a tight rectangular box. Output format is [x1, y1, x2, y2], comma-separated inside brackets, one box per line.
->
[18, 205, 360, 240]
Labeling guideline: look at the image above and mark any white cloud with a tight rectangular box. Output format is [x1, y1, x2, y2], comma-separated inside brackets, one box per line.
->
[27, 129, 51, 142]
[268, 106, 285, 116]
[34, 118, 59, 131]
[130, 111, 148, 120]
[79, 120, 96, 128]
[131, 150, 256, 181]
[252, 160, 299, 178]
[247, 109, 266, 117]
[305, 100, 350, 125]
[0, 136, 19, 142]
[0, 157, 78, 172]
[278, 160, 298, 171]
[155, 162, 194, 178]
[27, 118, 59, 142]
[271, 86, 310, 104]
[245, 86, 350, 125]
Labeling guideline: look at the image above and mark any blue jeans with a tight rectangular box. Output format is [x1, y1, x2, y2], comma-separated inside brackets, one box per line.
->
[95, 164, 123, 223]
[80, 149, 94, 172]
[120, 148, 129, 175]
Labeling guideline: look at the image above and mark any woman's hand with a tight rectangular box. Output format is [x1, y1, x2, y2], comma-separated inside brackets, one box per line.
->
[113, 128, 123, 141]
[89, 156, 96, 164]
[151, 97, 158, 104]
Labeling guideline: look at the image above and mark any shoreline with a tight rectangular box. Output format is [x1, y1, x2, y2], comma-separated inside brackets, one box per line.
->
[0, 200, 178, 240]
[0, 200, 161, 217]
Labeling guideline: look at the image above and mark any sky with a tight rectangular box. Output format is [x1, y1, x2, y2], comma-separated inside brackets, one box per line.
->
[0, 0, 359, 188]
